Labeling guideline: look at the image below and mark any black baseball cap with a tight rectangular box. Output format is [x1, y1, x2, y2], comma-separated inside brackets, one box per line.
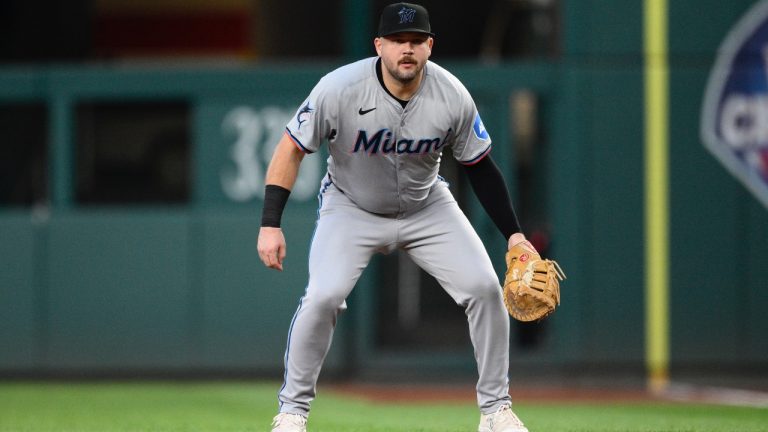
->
[378, 2, 434, 37]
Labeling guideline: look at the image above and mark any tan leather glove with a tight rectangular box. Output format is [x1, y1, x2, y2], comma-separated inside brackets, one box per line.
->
[503, 241, 566, 322]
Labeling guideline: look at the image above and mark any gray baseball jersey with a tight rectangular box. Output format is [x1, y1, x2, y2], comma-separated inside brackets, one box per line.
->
[285, 57, 492, 215]
[276, 57, 512, 418]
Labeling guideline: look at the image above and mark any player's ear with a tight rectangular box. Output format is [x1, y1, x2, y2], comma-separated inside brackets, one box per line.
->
[427, 37, 433, 56]
[374, 37, 382, 56]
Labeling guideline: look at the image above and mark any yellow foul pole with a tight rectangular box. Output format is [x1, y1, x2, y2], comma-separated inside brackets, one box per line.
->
[644, 0, 670, 393]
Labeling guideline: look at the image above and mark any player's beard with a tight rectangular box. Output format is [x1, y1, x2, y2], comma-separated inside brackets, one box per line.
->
[384, 56, 424, 85]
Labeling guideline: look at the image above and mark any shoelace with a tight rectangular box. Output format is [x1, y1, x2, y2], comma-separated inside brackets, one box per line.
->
[272, 413, 307, 427]
[493, 405, 524, 427]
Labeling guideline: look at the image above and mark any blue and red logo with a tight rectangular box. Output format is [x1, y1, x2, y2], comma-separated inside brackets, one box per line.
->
[473, 113, 489, 141]
[701, 0, 768, 209]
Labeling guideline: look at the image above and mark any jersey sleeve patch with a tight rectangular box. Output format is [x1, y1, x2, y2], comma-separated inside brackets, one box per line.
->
[296, 103, 313, 130]
[473, 113, 490, 140]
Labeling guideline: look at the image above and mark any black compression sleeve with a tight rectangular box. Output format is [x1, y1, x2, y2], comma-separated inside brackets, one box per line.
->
[261, 184, 291, 228]
[463, 156, 522, 239]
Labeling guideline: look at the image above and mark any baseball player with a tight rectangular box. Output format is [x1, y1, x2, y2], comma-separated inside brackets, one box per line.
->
[258, 3, 537, 431]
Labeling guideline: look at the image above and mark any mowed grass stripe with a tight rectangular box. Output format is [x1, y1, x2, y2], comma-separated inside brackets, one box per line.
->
[1, 382, 767, 432]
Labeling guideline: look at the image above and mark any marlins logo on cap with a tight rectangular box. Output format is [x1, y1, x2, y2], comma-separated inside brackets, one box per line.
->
[398, 6, 416, 24]
[378, 2, 434, 37]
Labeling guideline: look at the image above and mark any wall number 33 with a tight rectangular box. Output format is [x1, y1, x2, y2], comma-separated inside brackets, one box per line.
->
[220, 106, 321, 203]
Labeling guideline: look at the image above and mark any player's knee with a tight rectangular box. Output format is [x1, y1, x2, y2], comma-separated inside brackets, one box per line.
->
[450, 273, 501, 306]
[305, 289, 347, 314]
[466, 276, 502, 303]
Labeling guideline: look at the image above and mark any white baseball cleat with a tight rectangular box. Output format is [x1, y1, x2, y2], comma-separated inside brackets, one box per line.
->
[478, 404, 529, 432]
[271, 412, 307, 432]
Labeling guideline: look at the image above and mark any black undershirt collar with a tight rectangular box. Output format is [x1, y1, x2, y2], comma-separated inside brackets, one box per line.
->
[376, 58, 409, 109]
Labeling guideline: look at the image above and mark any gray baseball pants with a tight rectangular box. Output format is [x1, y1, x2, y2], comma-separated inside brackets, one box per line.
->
[277, 176, 512, 415]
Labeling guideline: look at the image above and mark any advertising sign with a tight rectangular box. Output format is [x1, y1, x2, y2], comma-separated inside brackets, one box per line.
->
[702, 0, 768, 209]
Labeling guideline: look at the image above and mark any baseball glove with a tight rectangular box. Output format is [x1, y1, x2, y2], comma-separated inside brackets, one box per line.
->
[503, 241, 566, 322]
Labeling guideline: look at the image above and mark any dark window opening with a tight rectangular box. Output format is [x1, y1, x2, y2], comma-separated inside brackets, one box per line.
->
[75, 100, 190, 205]
[511, 90, 552, 349]
[375, 251, 472, 350]
[0, 103, 48, 207]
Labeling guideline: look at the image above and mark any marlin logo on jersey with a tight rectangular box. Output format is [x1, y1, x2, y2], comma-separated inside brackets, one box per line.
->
[296, 103, 313, 130]
[353, 128, 451, 155]
[398, 7, 416, 24]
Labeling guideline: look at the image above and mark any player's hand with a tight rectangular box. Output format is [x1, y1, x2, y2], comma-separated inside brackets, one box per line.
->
[508, 232, 538, 255]
[258, 227, 287, 271]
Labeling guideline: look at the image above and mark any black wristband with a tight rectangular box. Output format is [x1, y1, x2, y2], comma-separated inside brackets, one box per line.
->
[261, 184, 291, 228]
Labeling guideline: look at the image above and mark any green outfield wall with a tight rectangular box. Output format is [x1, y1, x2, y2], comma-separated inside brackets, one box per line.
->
[1, 0, 766, 377]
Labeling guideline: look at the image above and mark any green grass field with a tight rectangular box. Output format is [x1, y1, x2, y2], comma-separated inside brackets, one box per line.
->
[1, 382, 767, 432]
